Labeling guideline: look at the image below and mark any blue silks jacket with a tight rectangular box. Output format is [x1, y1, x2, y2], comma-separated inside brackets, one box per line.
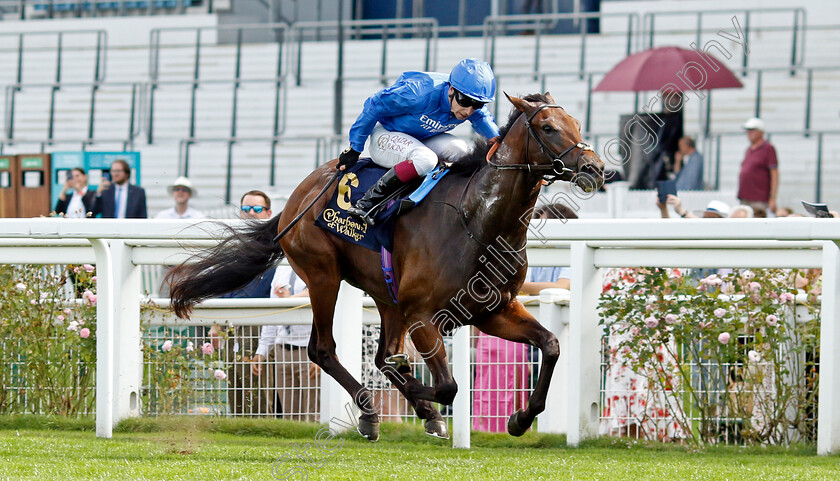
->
[348, 71, 501, 152]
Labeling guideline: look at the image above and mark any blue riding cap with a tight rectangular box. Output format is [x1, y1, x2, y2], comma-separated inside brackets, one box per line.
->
[449, 58, 496, 103]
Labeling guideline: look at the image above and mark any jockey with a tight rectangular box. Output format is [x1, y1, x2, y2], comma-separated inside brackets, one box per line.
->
[339, 58, 500, 226]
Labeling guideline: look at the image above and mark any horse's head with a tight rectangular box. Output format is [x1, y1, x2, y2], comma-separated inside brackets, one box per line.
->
[505, 92, 605, 192]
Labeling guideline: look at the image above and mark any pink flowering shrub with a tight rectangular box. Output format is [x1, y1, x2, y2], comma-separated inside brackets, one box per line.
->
[599, 268, 819, 445]
[0, 265, 97, 415]
[140, 302, 229, 415]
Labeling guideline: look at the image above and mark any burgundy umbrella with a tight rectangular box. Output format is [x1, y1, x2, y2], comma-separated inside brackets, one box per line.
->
[593, 46, 743, 92]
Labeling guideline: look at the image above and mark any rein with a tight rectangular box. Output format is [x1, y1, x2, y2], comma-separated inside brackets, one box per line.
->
[272, 169, 342, 243]
[486, 104, 594, 185]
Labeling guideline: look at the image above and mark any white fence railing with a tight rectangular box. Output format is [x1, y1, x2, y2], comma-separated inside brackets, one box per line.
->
[1, 218, 839, 454]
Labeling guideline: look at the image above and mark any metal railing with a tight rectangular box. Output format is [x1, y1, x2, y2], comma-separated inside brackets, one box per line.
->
[484, 12, 640, 80]
[145, 77, 286, 146]
[0, 0, 208, 20]
[175, 134, 341, 204]
[3, 80, 140, 144]
[705, 130, 840, 201]
[148, 23, 288, 82]
[0, 29, 107, 84]
[642, 8, 807, 74]
[290, 17, 439, 87]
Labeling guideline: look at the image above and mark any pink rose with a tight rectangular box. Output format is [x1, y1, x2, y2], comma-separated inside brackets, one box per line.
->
[161, 340, 173, 352]
[30, 300, 37, 305]
[664, 314, 678, 325]
[679, 307, 688, 315]
[214, 369, 227, 380]
[749, 282, 761, 292]
[79, 328, 91, 338]
[91, 276, 97, 282]
[718, 332, 730, 344]
[644, 316, 659, 328]
[63, 308, 72, 314]
[57, 315, 65, 322]
[186, 341, 195, 352]
[779, 292, 795, 303]
[67, 321, 79, 332]
[201, 342, 214, 355]
[73, 267, 80, 273]
[713, 308, 726, 318]
[631, 327, 641, 336]
[766, 314, 779, 326]
[698, 320, 712, 329]
[83, 264, 95, 273]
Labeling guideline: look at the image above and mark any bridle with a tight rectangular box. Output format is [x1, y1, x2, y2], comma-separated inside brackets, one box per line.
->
[487, 104, 594, 185]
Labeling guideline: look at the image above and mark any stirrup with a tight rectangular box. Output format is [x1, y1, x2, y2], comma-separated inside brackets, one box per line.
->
[384, 353, 410, 371]
[347, 205, 377, 226]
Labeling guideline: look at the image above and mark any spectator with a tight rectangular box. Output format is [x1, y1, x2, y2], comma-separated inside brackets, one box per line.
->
[730, 205, 754, 218]
[211, 190, 276, 415]
[520, 203, 576, 294]
[92, 159, 147, 218]
[155, 177, 204, 220]
[251, 266, 320, 422]
[737, 118, 779, 214]
[662, 195, 729, 219]
[775, 206, 794, 217]
[673, 136, 704, 191]
[156, 177, 205, 296]
[54, 167, 95, 218]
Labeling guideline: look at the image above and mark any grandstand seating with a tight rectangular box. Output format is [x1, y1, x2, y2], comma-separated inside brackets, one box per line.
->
[0, 0, 838, 217]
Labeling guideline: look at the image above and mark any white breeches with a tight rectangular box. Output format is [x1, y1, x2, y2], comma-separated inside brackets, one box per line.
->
[365, 124, 470, 176]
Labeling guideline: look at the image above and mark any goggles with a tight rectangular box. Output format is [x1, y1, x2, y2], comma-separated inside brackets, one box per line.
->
[453, 89, 486, 110]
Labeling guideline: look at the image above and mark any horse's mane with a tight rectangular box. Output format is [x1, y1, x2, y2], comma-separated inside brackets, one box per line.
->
[448, 93, 553, 176]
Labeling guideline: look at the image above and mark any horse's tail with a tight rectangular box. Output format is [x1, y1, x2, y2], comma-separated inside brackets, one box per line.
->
[167, 215, 285, 318]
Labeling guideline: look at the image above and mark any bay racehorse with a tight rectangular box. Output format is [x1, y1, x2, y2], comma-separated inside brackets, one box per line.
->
[167, 93, 604, 440]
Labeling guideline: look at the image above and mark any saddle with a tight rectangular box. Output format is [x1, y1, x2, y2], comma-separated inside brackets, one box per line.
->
[314, 159, 448, 253]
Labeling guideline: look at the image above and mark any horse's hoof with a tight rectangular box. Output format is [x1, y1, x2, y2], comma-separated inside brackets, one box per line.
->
[357, 417, 380, 442]
[507, 410, 529, 437]
[424, 419, 449, 439]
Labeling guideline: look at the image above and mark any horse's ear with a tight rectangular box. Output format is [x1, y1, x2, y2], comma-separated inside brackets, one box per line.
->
[505, 92, 538, 117]
[544, 91, 556, 103]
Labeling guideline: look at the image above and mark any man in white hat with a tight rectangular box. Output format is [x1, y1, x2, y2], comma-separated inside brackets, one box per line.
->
[737, 117, 778, 215]
[155, 176, 205, 219]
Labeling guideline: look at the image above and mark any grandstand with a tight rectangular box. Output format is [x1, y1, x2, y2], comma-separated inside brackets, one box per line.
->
[0, 0, 837, 217]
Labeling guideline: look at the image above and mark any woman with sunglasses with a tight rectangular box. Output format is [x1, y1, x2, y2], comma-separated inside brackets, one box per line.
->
[339, 58, 500, 226]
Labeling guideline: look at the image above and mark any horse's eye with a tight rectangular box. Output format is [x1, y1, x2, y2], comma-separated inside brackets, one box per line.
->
[542, 125, 555, 133]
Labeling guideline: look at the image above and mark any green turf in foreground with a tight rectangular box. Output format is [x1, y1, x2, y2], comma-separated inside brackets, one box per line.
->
[0, 416, 837, 480]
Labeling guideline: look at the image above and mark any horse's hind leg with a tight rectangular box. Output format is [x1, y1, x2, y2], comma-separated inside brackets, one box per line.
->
[372, 301, 447, 438]
[305, 273, 380, 441]
[477, 301, 560, 437]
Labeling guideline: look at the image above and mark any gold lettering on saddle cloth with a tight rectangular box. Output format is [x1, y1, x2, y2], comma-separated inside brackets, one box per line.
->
[322, 208, 368, 241]
[337, 172, 359, 211]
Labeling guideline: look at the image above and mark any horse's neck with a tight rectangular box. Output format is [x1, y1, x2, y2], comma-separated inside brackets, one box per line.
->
[462, 128, 541, 250]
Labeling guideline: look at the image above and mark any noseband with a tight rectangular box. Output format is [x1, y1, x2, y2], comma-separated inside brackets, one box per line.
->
[487, 104, 594, 185]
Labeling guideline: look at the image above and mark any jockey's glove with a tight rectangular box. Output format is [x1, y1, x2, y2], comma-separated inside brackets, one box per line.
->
[338, 147, 361, 170]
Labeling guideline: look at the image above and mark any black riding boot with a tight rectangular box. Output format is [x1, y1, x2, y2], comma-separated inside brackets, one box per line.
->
[346, 167, 405, 226]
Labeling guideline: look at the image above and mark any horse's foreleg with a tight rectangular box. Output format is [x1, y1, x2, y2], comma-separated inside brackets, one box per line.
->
[372, 302, 447, 438]
[307, 277, 380, 441]
[478, 301, 560, 437]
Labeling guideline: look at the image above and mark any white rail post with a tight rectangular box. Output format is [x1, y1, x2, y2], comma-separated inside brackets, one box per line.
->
[818, 241, 840, 454]
[567, 241, 601, 446]
[452, 325, 471, 448]
[536, 289, 570, 434]
[321, 281, 363, 428]
[110, 240, 142, 423]
[90, 239, 114, 438]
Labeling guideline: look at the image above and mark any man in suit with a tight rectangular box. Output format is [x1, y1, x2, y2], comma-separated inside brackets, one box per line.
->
[92, 159, 147, 218]
[54, 167, 96, 218]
